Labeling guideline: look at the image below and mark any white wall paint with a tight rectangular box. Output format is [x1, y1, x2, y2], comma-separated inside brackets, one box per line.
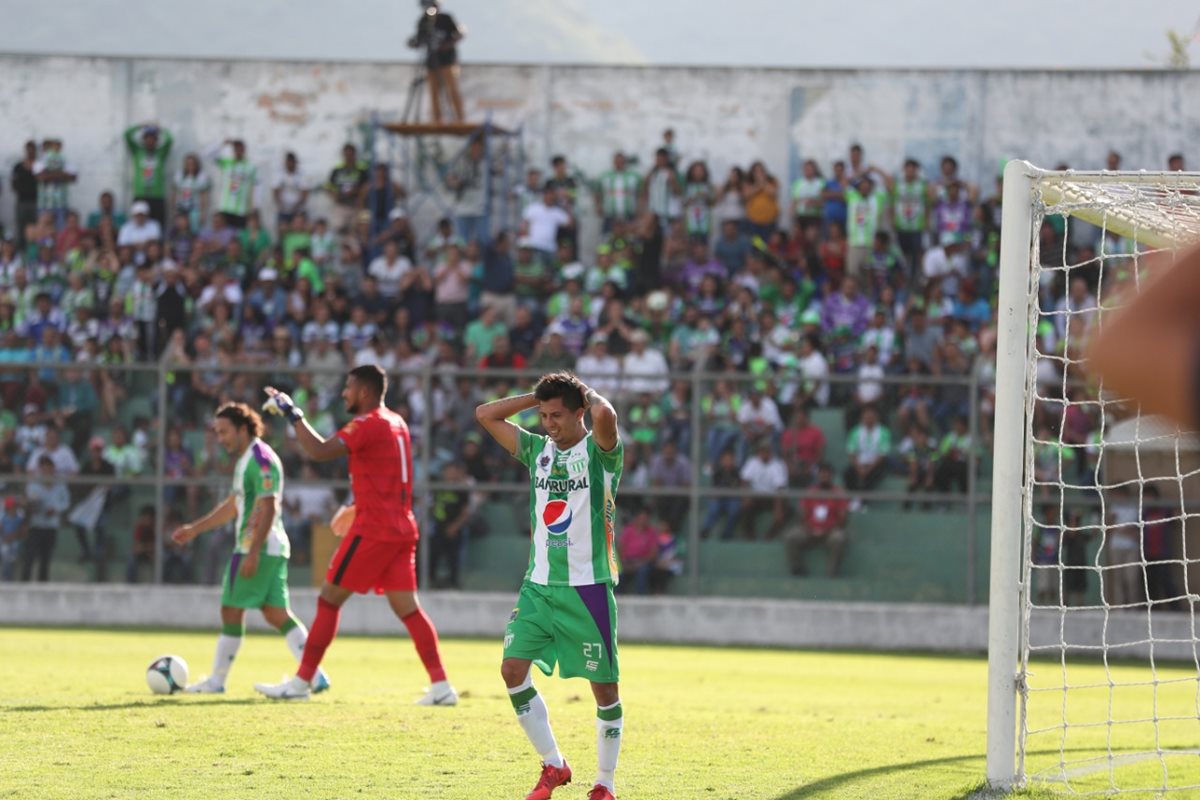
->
[0, 56, 1196, 238]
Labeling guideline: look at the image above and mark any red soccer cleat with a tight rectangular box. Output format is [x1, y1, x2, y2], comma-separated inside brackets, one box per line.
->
[524, 761, 572, 800]
[587, 785, 616, 800]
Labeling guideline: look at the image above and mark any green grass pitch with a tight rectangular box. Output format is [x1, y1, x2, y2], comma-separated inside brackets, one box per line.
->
[1, 627, 1197, 799]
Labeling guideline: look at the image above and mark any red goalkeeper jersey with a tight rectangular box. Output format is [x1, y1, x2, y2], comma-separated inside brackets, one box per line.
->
[336, 407, 418, 542]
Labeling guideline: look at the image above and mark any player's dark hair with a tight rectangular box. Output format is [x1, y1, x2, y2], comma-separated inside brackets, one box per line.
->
[215, 402, 265, 439]
[348, 364, 387, 399]
[534, 371, 585, 411]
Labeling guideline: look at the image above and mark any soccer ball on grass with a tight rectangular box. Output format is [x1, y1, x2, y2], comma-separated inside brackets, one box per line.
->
[146, 655, 189, 694]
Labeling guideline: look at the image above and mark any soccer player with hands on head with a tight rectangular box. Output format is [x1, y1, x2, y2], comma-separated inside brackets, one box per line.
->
[170, 402, 329, 695]
[254, 365, 456, 705]
[475, 372, 625, 800]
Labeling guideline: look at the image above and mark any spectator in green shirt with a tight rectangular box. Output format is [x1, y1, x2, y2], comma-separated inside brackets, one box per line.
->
[103, 425, 145, 478]
[239, 210, 273, 267]
[844, 405, 891, 496]
[293, 247, 324, 295]
[463, 304, 506, 361]
[125, 123, 173, 227]
[86, 190, 127, 235]
[208, 139, 256, 229]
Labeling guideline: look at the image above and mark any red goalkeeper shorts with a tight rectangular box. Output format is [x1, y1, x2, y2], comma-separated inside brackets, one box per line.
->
[326, 535, 417, 594]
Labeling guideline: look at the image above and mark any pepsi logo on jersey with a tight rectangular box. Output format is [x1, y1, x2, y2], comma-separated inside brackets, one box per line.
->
[542, 499, 573, 534]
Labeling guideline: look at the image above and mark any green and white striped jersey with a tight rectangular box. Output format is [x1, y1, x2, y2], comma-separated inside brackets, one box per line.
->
[595, 168, 642, 218]
[892, 177, 928, 233]
[846, 187, 888, 247]
[516, 428, 623, 586]
[231, 439, 289, 558]
[790, 176, 825, 217]
[216, 157, 256, 216]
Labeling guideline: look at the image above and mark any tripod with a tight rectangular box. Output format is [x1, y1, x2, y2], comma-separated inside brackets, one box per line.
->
[401, 64, 427, 125]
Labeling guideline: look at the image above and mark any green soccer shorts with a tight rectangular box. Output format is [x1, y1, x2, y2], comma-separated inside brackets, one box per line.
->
[220, 553, 290, 609]
[503, 580, 620, 683]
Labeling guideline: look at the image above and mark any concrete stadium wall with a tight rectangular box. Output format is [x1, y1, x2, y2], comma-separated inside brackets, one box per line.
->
[0, 55, 1197, 235]
[3, 585, 1196, 661]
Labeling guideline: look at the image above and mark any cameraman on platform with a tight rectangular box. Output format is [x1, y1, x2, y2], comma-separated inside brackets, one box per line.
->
[408, 0, 466, 123]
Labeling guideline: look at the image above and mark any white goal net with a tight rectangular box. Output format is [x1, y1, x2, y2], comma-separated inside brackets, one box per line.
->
[989, 162, 1200, 795]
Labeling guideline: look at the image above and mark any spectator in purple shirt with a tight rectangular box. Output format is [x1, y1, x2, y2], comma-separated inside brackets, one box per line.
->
[822, 276, 872, 337]
[678, 239, 726, 299]
[195, 211, 235, 261]
[933, 180, 972, 238]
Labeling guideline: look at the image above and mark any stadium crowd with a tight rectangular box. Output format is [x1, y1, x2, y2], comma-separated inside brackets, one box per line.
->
[0, 123, 1183, 593]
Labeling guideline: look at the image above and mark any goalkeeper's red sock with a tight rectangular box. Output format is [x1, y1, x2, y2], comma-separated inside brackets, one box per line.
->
[297, 598, 340, 683]
[401, 608, 448, 683]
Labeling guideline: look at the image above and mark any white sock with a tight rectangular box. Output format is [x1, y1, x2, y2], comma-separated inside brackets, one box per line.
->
[212, 635, 241, 684]
[509, 674, 564, 768]
[431, 679, 452, 694]
[595, 701, 623, 793]
[283, 623, 328, 684]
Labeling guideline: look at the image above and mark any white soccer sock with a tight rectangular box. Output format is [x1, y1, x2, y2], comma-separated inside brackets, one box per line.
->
[595, 701, 623, 792]
[509, 674, 564, 768]
[212, 635, 242, 684]
[283, 622, 327, 684]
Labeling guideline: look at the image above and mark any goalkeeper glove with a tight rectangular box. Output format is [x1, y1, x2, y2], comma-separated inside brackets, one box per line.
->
[262, 390, 304, 424]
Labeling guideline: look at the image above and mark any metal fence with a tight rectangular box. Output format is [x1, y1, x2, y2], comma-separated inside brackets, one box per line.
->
[0, 359, 999, 603]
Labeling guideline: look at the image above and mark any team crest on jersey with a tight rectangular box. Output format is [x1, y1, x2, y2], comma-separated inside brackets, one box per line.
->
[542, 499, 573, 534]
[538, 454, 551, 469]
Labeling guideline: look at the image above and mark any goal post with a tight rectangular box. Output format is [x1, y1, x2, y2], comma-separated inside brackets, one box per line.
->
[987, 160, 1200, 794]
[987, 158, 1037, 790]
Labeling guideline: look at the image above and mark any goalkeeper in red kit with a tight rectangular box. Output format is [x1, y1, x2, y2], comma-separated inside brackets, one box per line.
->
[254, 364, 457, 704]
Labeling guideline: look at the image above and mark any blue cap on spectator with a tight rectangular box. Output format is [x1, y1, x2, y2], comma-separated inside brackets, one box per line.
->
[143, 125, 159, 136]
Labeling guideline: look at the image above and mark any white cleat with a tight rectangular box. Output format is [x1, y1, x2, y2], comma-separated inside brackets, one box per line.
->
[415, 683, 459, 706]
[184, 676, 226, 694]
[253, 675, 311, 701]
